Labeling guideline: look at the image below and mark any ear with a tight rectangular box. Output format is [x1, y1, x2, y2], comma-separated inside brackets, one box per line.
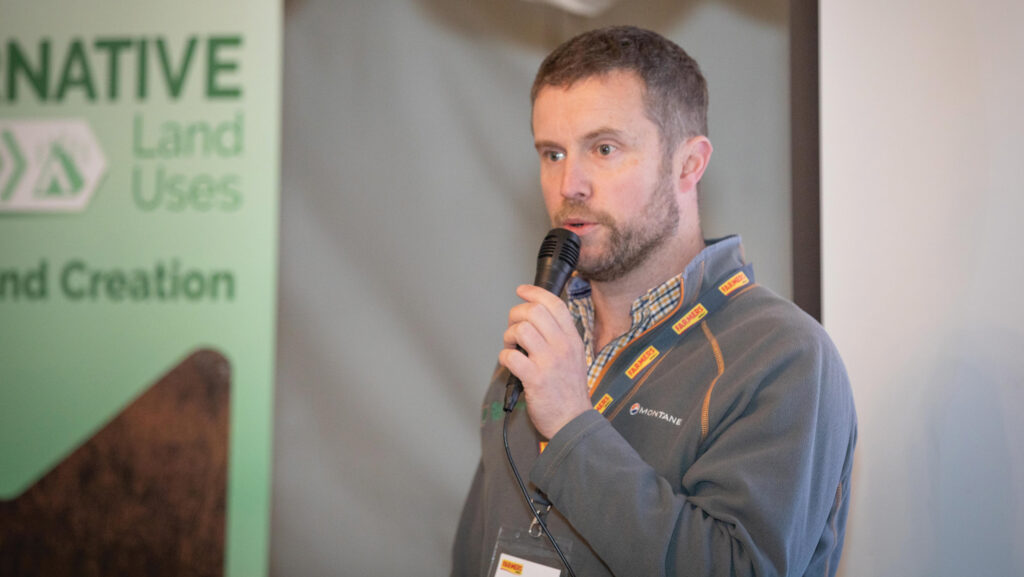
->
[674, 135, 713, 194]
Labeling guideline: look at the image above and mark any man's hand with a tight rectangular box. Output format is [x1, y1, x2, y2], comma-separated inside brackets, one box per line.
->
[499, 284, 592, 439]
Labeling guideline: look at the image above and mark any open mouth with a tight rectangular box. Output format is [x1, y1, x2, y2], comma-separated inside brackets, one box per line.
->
[561, 219, 595, 232]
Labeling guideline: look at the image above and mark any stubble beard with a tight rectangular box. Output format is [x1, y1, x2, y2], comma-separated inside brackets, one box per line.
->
[556, 171, 680, 284]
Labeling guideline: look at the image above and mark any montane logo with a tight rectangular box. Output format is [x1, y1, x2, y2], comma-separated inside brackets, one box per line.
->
[628, 402, 682, 426]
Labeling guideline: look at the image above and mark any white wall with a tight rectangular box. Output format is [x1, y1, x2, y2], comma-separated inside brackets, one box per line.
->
[821, 1, 1024, 575]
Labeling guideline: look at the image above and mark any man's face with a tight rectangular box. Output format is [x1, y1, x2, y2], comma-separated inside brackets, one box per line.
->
[532, 70, 679, 283]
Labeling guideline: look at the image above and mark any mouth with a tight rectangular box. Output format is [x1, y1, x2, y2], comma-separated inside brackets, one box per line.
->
[559, 218, 597, 234]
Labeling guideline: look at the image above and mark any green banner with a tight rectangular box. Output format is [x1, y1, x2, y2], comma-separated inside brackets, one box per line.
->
[0, 2, 280, 576]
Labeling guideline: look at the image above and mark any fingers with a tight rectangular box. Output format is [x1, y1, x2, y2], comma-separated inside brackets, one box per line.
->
[498, 346, 534, 384]
[502, 315, 546, 353]
[514, 285, 578, 334]
[499, 283, 582, 387]
[505, 301, 560, 349]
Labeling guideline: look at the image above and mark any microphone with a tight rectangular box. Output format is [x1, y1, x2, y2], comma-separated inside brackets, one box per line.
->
[503, 228, 581, 412]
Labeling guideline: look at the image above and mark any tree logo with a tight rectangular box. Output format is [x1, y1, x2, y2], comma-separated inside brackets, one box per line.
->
[0, 120, 107, 212]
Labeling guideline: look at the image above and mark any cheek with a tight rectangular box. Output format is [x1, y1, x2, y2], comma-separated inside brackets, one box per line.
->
[540, 188, 562, 219]
[538, 167, 564, 200]
[537, 165, 557, 190]
[614, 162, 663, 204]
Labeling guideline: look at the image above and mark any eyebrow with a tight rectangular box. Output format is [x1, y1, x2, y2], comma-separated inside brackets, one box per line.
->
[533, 138, 561, 152]
[534, 127, 631, 151]
[582, 127, 629, 144]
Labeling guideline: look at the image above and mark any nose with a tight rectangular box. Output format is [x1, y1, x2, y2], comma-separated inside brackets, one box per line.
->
[559, 156, 590, 201]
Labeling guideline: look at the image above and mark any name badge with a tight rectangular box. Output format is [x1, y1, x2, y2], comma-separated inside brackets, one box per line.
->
[493, 553, 561, 577]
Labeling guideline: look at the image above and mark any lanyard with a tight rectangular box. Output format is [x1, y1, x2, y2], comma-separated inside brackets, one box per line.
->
[529, 264, 755, 521]
[588, 264, 754, 418]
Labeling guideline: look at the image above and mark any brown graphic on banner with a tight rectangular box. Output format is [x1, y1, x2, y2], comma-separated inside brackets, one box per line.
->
[0, 349, 230, 577]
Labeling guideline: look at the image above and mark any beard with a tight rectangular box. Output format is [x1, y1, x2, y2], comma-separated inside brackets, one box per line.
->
[553, 170, 679, 283]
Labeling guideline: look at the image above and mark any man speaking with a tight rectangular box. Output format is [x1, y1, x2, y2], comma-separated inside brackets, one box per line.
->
[451, 26, 856, 577]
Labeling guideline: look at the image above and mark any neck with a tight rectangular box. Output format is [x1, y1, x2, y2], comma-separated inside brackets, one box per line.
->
[589, 234, 705, 351]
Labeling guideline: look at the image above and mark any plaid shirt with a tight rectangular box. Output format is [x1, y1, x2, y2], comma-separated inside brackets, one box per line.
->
[566, 272, 684, 394]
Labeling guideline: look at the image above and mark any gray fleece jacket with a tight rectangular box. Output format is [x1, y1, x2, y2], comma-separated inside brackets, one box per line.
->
[452, 237, 857, 577]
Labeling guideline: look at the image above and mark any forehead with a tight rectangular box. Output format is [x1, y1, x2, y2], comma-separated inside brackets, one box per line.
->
[532, 70, 654, 139]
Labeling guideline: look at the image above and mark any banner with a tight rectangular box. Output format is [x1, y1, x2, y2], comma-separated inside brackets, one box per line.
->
[0, 2, 280, 576]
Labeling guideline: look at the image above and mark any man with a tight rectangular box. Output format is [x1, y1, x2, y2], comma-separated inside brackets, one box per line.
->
[452, 26, 856, 577]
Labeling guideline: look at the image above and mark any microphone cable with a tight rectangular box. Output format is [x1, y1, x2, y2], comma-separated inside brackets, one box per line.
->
[502, 409, 578, 577]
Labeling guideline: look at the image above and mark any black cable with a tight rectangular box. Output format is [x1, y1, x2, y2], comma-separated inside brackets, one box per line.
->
[502, 410, 577, 577]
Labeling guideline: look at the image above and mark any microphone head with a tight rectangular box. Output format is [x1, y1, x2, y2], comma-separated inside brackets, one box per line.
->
[534, 228, 581, 294]
[538, 228, 581, 269]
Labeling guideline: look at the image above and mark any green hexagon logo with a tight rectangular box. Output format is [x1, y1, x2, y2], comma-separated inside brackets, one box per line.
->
[0, 119, 107, 212]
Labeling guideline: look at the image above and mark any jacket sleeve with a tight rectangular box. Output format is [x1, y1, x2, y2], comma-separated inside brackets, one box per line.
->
[528, 328, 856, 577]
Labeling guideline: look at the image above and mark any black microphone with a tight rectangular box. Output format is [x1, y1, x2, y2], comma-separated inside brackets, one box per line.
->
[503, 228, 581, 412]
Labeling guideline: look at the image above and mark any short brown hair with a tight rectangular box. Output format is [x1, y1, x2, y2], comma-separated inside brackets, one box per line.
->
[531, 26, 708, 151]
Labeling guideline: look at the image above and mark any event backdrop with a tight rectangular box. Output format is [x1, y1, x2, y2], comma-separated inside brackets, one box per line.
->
[0, 2, 280, 576]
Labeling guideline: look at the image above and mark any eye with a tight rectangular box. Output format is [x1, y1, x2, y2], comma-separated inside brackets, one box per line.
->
[597, 144, 616, 156]
[545, 150, 566, 162]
